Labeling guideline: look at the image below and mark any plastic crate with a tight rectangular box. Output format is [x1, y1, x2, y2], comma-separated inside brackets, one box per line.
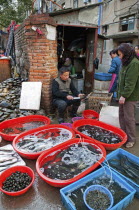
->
[103, 148, 139, 198]
[60, 166, 135, 210]
[94, 72, 112, 81]
[88, 91, 113, 113]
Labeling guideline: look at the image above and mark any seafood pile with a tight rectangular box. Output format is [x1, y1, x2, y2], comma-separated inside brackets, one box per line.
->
[2, 171, 32, 192]
[0, 77, 46, 122]
[41, 143, 103, 180]
[108, 154, 139, 184]
[86, 190, 111, 210]
[78, 125, 122, 144]
[2, 121, 45, 135]
[16, 128, 72, 153]
[0, 145, 25, 173]
[67, 174, 129, 210]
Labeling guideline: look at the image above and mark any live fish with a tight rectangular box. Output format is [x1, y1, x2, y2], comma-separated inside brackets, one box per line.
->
[108, 154, 139, 184]
[42, 143, 103, 180]
[78, 125, 122, 144]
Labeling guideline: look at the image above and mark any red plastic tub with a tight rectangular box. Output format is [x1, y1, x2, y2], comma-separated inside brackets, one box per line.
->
[0, 165, 35, 196]
[82, 109, 99, 120]
[36, 138, 106, 188]
[72, 119, 127, 150]
[13, 124, 75, 159]
[0, 115, 51, 141]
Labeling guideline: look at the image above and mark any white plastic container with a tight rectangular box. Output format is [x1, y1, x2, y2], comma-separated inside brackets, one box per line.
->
[94, 79, 110, 91]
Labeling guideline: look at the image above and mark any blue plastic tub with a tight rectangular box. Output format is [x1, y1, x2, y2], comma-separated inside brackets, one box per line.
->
[83, 185, 114, 210]
[60, 166, 135, 210]
[94, 72, 112, 81]
[103, 148, 139, 198]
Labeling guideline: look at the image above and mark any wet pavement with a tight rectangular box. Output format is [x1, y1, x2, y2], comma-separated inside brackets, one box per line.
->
[0, 118, 139, 210]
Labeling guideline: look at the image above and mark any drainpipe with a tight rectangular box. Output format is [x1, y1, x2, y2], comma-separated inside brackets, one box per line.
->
[98, 0, 102, 34]
[38, 0, 41, 13]
[49, 1, 53, 12]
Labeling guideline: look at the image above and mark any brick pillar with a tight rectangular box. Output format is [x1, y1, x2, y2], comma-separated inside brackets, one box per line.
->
[15, 14, 58, 114]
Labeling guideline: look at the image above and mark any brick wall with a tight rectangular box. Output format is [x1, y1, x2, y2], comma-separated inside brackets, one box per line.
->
[14, 14, 58, 114]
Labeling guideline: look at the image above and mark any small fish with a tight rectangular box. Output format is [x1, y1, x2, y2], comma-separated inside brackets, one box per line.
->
[0, 155, 14, 163]
[18, 141, 36, 149]
[0, 157, 18, 167]
[0, 166, 10, 172]
[0, 149, 15, 155]
[32, 144, 48, 152]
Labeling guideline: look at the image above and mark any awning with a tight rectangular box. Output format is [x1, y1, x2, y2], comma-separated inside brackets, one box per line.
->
[106, 31, 138, 39]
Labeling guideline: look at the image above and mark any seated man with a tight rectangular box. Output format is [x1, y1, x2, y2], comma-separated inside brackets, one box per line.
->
[52, 67, 84, 124]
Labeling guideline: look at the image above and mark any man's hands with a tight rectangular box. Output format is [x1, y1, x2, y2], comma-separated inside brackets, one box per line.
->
[66, 94, 85, 100]
[119, 96, 125, 104]
[66, 95, 74, 100]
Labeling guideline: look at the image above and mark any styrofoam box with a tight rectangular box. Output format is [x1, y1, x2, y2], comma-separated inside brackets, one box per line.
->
[103, 148, 139, 198]
[94, 79, 111, 91]
[60, 166, 135, 210]
[72, 78, 84, 92]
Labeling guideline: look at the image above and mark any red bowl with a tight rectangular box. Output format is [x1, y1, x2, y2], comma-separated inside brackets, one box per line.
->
[0, 165, 35, 196]
[13, 124, 75, 159]
[36, 138, 106, 188]
[82, 109, 99, 120]
[72, 119, 127, 150]
[0, 115, 51, 141]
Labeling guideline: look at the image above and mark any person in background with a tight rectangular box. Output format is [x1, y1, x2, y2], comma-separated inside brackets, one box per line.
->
[117, 43, 139, 148]
[135, 45, 139, 58]
[0, 49, 5, 57]
[52, 67, 84, 124]
[63, 58, 73, 73]
[108, 49, 121, 95]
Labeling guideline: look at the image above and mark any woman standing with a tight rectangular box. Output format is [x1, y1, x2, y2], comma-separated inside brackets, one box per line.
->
[117, 43, 139, 148]
[108, 49, 121, 94]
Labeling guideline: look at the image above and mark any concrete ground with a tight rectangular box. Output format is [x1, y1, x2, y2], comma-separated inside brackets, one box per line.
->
[0, 116, 139, 210]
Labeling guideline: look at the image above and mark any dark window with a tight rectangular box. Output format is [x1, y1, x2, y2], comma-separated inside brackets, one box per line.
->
[120, 15, 135, 31]
[102, 25, 108, 35]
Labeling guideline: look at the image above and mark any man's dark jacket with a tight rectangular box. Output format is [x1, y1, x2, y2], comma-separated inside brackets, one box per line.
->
[52, 77, 79, 100]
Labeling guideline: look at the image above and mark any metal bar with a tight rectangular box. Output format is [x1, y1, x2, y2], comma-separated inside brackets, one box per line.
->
[49, 0, 63, 9]
[92, 27, 98, 89]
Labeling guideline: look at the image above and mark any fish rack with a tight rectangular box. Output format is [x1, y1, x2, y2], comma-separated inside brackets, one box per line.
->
[88, 91, 113, 113]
